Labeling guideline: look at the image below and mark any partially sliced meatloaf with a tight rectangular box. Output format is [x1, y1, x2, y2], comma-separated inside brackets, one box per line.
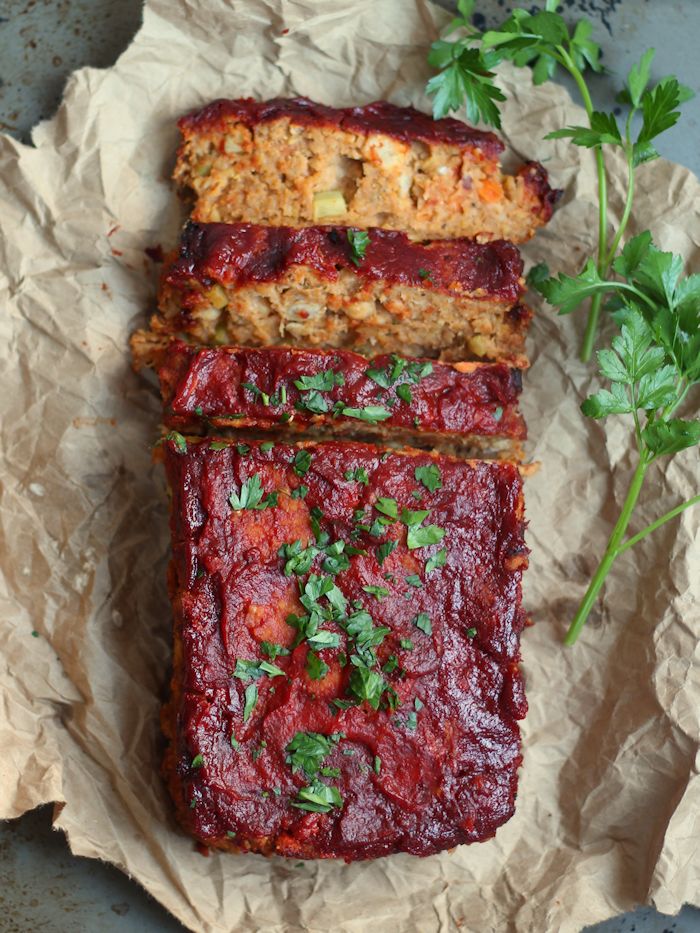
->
[136, 222, 531, 363]
[161, 436, 528, 860]
[174, 97, 557, 242]
[153, 341, 526, 459]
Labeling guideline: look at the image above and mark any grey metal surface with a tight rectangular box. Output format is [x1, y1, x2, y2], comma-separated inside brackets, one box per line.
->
[1, 1, 698, 931]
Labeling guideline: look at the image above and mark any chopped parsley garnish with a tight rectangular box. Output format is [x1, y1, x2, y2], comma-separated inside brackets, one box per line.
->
[226, 830, 236, 838]
[260, 641, 290, 660]
[344, 467, 369, 485]
[229, 474, 278, 511]
[291, 484, 309, 499]
[230, 735, 240, 751]
[306, 629, 341, 651]
[279, 539, 317, 576]
[242, 381, 270, 406]
[294, 370, 345, 392]
[466, 627, 477, 639]
[296, 390, 330, 414]
[414, 464, 442, 492]
[493, 406, 504, 421]
[407, 523, 446, 550]
[417, 267, 432, 281]
[233, 658, 285, 681]
[348, 664, 387, 710]
[236, 443, 251, 455]
[194, 405, 203, 416]
[291, 780, 343, 813]
[376, 539, 398, 565]
[243, 684, 258, 722]
[396, 384, 413, 404]
[165, 431, 187, 453]
[382, 654, 398, 674]
[339, 404, 392, 424]
[305, 650, 329, 680]
[293, 450, 312, 476]
[209, 440, 230, 451]
[362, 584, 389, 599]
[425, 547, 447, 574]
[399, 638, 414, 650]
[404, 711, 418, 731]
[413, 612, 432, 635]
[191, 754, 204, 768]
[414, 697, 424, 711]
[405, 574, 422, 588]
[374, 755, 382, 774]
[375, 497, 398, 520]
[400, 507, 430, 527]
[286, 731, 342, 777]
[260, 441, 275, 453]
[321, 540, 350, 575]
[347, 229, 370, 266]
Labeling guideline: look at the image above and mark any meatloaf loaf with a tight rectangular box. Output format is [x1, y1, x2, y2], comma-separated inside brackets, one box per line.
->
[161, 436, 528, 859]
[154, 340, 526, 459]
[174, 97, 557, 243]
[138, 221, 531, 363]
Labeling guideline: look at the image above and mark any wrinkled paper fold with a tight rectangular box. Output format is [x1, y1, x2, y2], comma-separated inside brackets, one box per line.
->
[1, 1, 698, 930]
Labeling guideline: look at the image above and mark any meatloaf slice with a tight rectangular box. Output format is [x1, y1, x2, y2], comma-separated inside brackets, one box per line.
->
[138, 222, 531, 363]
[174, 97, 558, 243]
[153, 341, 526, 460]
[161, 436, 528, 859]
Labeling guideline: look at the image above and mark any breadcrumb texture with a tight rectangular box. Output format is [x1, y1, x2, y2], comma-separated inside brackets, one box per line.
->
[162, 437, 528, 860]
[140, 222, 531, 363]
[174, 97, 558, 242]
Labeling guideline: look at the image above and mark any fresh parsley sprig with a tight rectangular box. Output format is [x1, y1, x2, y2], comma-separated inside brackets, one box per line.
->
[425, 1, 691, 359]
[536, 234, 700, 642]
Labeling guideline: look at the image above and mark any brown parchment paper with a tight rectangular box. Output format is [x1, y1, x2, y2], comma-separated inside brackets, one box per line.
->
[1, 1, 698, 930]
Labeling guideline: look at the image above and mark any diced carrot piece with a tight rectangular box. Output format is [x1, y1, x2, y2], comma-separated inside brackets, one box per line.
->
[478, 179, 504, 203]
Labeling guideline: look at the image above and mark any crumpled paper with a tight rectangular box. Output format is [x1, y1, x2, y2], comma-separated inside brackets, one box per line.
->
[0, 1, 698, 930]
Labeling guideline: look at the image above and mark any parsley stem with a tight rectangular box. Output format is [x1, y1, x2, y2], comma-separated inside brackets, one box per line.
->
[618, 494, 700, 555]
[604, 120, 636, 268]
[558, 48, 609, 362]
[565, 458, 648, 644]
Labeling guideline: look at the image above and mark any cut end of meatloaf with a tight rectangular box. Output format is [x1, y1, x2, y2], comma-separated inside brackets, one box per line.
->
[161, 436, 528, 860]
[144, 222, 530, 363]
[152, 340, 526, 460]
[173, 97, 558, 243]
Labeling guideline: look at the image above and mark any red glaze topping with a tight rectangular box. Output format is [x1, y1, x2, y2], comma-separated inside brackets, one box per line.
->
[158, 341, 526, 440]
[164, 438, 528, 859]
[165, 222, 525, 301]
[179, 96, 504, 157]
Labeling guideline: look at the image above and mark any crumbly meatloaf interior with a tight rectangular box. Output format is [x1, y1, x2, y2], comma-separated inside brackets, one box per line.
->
[142, 270, 530, 364]
[161, 437, 528, 859]
[175, 105, 556, 243]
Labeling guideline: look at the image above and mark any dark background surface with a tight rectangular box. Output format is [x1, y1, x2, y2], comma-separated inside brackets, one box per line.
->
[1, 1, 698, 930]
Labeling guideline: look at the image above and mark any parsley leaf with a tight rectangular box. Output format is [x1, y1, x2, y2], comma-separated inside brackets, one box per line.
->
[425, 548, 447, 574]
[294, 370, 344, 392]
[305, 650, 329, 680]
[286, 731, 341, 777]
[347, 229, 370, 265]
[243, 684, 258, 722]
[340, 404, 392, 424]
[291, 780, 343, 813]
[414, 464, 442, 492]
[407, 524, 446, 550]
[229, 474, 278, 511]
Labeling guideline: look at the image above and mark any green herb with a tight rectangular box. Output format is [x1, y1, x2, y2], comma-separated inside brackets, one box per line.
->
[374, 755, 382, 774]
[230, 734, 240, 751]
[405, 574, 422, 588]
[399, 638, 414, 651]
[339, 404, 392, 424]
[344, 467, 369, 485]
[229, 474, 278, 511]
[296, 390, 330, 414]
[383, 654, 398, 674]
[414, 464, 442, 492]
[194, 405, 203, 416]
[242, 381, 271, 406]
[406, 523, 445, 550]
[226, 830, 236, 838]
[291, 484, 308, 500]
[396, 384, 413, 404]
[400, 507, 430, 527]
[279, 539, 317, 576]
[294, 370, 345, 392]
[165, 430, 187, 453]
[286, 731, 341, 777]
[260, 441, 275, 453]
[321, 766, 341, 778]
[493, 406, 504, 421]
[418, 268, 432, 281]
[191, 754, 204, 768]
[243, 684, 258, 722]
[321, 540, 350, 575]
[425, 548, 447, 574]
[233, 658, 285, 681]
[291, 780, 343, 813]
[414, 697, 424, 711]
[413, 612, 432, 635]
[209, 440, 230, 451]
[375, 497, 398, 520]
[347, 229, 370, 266]
[348, 664, 387, 710]
[363, 584, 389, 599]
[376, 540, 398, 565]
[466, 627, 477, 639]
[305, 650, 329, 680]
[236, 443, 251, 455]
[260, 641, 290, 660]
